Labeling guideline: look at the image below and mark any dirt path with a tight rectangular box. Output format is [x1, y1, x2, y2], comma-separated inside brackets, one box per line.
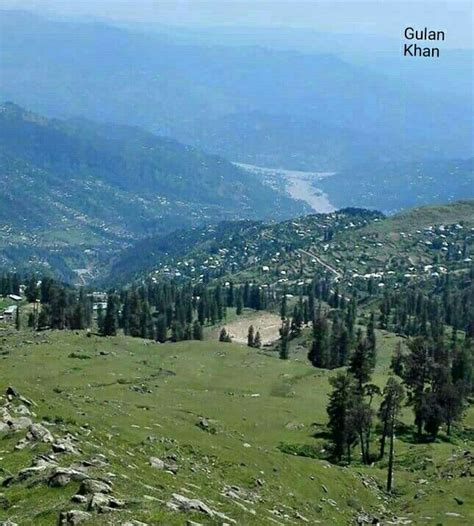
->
[298, 248, 342, 279]
[219, 312, 282, 345]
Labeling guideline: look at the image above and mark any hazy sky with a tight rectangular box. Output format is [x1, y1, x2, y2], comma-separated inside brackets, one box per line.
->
[1, 0, 473, 48]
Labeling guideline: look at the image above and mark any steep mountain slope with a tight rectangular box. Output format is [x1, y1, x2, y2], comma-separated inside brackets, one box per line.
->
[0, 103, 307, 279]
[0, 10, 471, 171]
[316, 159, 474, 213]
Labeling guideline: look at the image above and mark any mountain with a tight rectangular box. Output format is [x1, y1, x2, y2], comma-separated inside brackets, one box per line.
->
[105, 200, 474, 285]
[316, 159, 474, 214]
[0, 103, 307, 280]
[0, 10, 472, 171]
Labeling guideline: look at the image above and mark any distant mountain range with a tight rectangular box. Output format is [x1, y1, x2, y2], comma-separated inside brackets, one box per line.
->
[316, 158, 474, 214]
[0, 103, 306, 280]
[1, 10, 472, 171]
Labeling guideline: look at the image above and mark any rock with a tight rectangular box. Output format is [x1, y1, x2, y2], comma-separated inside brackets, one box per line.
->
[122, 522, 149, 526]
[48, 467, 89, 487]
[0, 521, 18, 526]
[197, 417, 209, 430]
[0, 422, 9, 433]
[7, 417, 33, 431]
[17, 465, 49, 482]
[57, 510, 92, 525]
[454, 496, 464, 505]
[149, 457, 165, 470]
[88, 493, 125, 512]
[87, 493, 110, 511]
[52, 439, 79, 454]
[71, 494, 88, 504]
[27, 423, 54, 443]
[6, 386, 19, 399]
[167, 493, 236, 523]
[78, 478, 112, 495]
[12, 404, 31, 416]
[285, 422, 305, 430]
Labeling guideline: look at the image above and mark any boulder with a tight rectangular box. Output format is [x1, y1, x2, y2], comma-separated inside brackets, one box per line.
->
[52, 438, 79, 455]
[7, 417, 33, 431]
[0, 423, 10, 433]
[149, 457, 165, 470]
[48, 467, 89, 487]
[167, 493, 236, 523]
[88, 493, 125, 512]
[78, 478, 112, 495]
[27, 423, 54, 443]
[57, 510, 92, 525]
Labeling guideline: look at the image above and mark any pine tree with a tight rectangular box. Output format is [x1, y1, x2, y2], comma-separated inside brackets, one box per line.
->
[192, 320, 203, 340]
[280, 295, 287, 320]
[279, 320, 290, 360]
[348, 338, 373, 391]
[155, 315, 168, 343]
[103, 293, 118, 336]
[327, 373, 357, 462]
[247, 325, 255, 347]
[379, 377, 405, 492]
[236, 289, 243, 315]
[308, 314, 329, 368]
[15, 305, 21, 331]
[254, 331, 262, 349]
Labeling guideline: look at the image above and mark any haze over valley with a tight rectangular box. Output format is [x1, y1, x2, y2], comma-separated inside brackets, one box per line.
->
[0, 3, 473, 526]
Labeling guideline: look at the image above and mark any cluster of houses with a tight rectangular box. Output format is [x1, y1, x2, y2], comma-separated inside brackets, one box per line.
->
[0, 293, 21, 322]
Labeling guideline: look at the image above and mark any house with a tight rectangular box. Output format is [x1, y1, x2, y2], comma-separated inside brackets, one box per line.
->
[3, 305, 17, 320]
[7, 294, 22, 302]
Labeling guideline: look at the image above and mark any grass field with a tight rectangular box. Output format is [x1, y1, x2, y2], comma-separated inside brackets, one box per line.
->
[0, 322, 472, 525]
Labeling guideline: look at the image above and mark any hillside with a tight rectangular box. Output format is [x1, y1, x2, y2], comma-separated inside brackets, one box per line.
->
[316, 159, 474, 214]
[0, 328, 472, 525]
[0, 10, 472, 172]
[105, 200, 474, 288]
[0, 199, 472, 525]
[0, 103, 307, 280]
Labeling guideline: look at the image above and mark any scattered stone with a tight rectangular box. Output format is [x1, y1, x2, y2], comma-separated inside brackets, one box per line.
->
[7, 417, 33, 431]
[78, 478, 112, 495]
[52, 436, 79, 455]
[454, 496, 464, 505]
[197, 418, 209, 430]
[48, 467, 89, 487]
[167, 493, 236, 523]
[27, 423, 54, 443]
[285, 422, 305, 430]
[71, 494, 88, 504]
[88, 493, 126, 512]
[149, 457, 165, 470]
[0, 521, 18, 526]
[57, 510, 92, 525]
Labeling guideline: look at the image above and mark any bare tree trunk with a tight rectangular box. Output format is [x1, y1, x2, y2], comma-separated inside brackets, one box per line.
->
[387, 414, 395, 492]
[380, 418, 388, 459]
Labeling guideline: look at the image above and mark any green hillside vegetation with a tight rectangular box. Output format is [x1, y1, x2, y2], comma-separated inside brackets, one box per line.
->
[0, 201, 472, 525]
[0, 103, 307, 280]
[107, 201, 474, 291]
[0, 325, 472, 525]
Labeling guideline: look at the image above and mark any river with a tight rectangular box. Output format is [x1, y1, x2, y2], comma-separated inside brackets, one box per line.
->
[235, 163, 336, 213]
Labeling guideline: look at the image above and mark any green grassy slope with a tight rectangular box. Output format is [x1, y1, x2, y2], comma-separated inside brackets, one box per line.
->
[0, 326, 472, 525]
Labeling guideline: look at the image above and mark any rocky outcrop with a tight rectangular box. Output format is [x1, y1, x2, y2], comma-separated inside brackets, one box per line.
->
[167, 493, 236, 523]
